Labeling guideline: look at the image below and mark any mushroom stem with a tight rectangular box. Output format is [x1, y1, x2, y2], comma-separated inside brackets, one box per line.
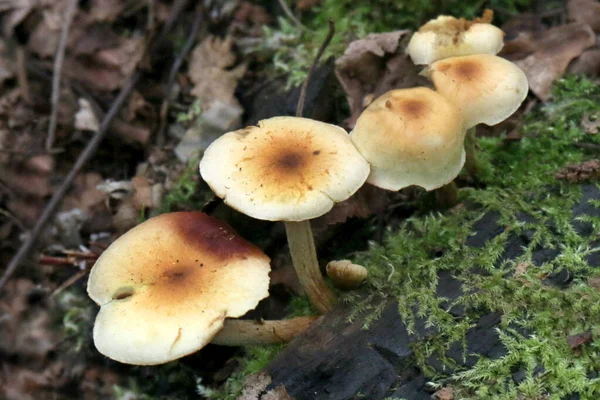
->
[464, 126, 479, 177]
[211, 316, 319, 346]
[284, 220, 335, 313]
[435, 181, 458, 209]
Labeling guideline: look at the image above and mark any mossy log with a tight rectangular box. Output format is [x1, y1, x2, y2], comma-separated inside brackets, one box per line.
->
[252, 185, 600, 400]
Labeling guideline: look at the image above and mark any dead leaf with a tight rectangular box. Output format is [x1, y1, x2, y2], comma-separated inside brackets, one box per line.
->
[335, 31, 427, 128]
[566, 331, 593, 349]
[514, 262, 531, 277]
[568, 48, 600, 77]
[434, 387, 454, 400]
[189, 36, 247, 109]
[581, 113, 600, 134]
[589, 276, 600, 289]
[555, 159, 600, 183]
[503, 23, 596, 101]
[87, 0, 125, 22]
[568, 0, 600, 32]
[74, 98, 99, 132]
[296, 0, 321, 11]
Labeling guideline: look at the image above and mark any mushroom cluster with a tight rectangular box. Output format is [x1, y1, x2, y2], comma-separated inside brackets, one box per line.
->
[349, 11, 528, 206]
[407, 10, 529, 176]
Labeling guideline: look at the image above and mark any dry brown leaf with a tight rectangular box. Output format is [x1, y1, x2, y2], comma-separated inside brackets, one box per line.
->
[514, 261, 531, 277]
[189, 36, 247, 109]
[589, 276, 600, 289]
[566, 331, 593, 349]
[335, 31, 427, 128]
[504, 23, 596, 101]
[434, 387, 454, 400]
[88, 0, 125, 22]
[568, 48, 600, 76]
[581, 113, 600, 134]
[555, 159, 600, 183]
[568, 0, 600, 32]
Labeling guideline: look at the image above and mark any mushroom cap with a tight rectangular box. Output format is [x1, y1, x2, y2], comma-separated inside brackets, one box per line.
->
[424, 54, 529, 128]
[326, 260, 368, 290]
[407, 13, 505, 65]
[350, 87, 465, 191]
[200, 116, 370, 221]
[87, 212, 270, 365]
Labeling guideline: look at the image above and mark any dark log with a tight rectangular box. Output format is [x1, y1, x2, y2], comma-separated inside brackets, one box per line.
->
[253, 185, 600, 400]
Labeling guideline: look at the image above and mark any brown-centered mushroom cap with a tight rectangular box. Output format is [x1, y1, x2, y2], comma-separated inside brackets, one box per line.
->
[424, 54, 528, 129]
[199, 116, 370, 222]
[87, 212, 270, 365]
[407, 11, 505, 65]
[350, 87, 465, 191]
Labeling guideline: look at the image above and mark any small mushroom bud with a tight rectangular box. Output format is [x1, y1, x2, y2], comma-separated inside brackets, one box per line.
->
[326, 260, 368, 290]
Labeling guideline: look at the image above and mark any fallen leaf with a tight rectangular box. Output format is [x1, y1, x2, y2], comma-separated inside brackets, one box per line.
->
[555, 159, 600, 183]
[568, 48, 600, 77]
[514, 262, 531, 277]
[589, 276, 600, 289]
[189, 36, 247, 109]
[335, 31, 427, 128]
[434, 387, 454, 400]
[581, 113, 600, 134]
[503, 23, 596, 101]
[87, 0, 125, 22]
[568, 0, 600, 32]
[566, 331, 593, 349]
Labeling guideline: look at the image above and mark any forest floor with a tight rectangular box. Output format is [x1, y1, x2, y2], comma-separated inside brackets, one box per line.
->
[0, 0, 600, 399]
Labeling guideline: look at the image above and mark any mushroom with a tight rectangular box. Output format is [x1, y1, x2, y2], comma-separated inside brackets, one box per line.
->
[423, 54, 528, 175]
[200, 116, 370, 313]
[326, 260, 368, 290]
[407, 9, 504, 65]
[350, 87, 465, 205]
[88, 212, 312, 365]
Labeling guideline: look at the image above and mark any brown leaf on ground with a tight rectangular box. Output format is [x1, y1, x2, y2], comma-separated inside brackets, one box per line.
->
[87, 0, 125, 22]
[581, 113, 600, 134]
[335, 31, 427, 128]
[433, 387, 454, 400]
[568, 0, 600, 32]
[189, 36, 247, 109]
[514, 262, 531, 277]
[589, 276, 600, 289]
[296, 0, 321, 11]
[313, 184, 390, 230]
[502, 23, 596, 101]
[566, 331, 593, 349]
[568, 48, 600, 76]
[555, 159, 600, 183]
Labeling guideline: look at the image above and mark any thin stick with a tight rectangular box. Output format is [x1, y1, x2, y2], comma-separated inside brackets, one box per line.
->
[16, 46, 31, 103]
[157, 3, 204, 145]
[0, 1, 190, 291]
[51, 263, 92, 297]
[46, 0, 78, 151]
[295, 20, 335, 118]
[276, 0, 307, 31]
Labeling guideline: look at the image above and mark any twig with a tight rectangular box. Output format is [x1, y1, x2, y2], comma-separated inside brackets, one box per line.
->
[157, 3, 204, 145]
[277, 0, 308, 31]
[0, 73, 140, 291]
[15, 46, 31, 103]
[51, 263, 92, 297]
[0, 1, 191, 291]
[295, 20, 335, 118]
[45, 0, 78, 151]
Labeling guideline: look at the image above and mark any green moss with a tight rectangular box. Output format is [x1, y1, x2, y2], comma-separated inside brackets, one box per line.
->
[159, 158, 214, 214]
[344, 76, 600, 398]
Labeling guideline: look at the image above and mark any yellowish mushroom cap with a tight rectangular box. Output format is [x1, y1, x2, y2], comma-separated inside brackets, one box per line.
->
[424, 54, 529, 128]
[200, 116, 370, 221]
[87, 212, 271, 365]
[350, 87, 465, 191]
[407, 11, 505, 65]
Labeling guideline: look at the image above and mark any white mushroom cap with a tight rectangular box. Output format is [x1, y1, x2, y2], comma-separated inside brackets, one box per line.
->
[87, 212, 271, 365]
[424, 54, 529, 129]
[200, 116, 370, 221]
[350, 87, 465, 191]
[407, 11, 505, 65]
